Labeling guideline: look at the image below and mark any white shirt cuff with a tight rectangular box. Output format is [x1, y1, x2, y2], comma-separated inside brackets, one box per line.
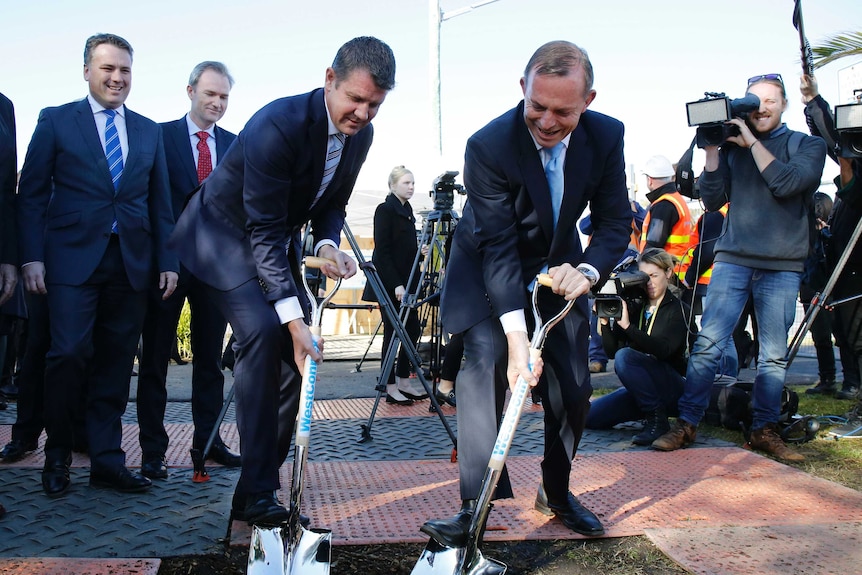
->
[314, 239, 338, 255]
[577, 263, 600, 286]
[500, 309, 527, 334]
[275, 296, 304, 324]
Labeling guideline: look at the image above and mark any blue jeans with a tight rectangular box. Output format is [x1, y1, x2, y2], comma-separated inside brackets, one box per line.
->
[586, 347, 683, 429]
[679, 262, 800, 429]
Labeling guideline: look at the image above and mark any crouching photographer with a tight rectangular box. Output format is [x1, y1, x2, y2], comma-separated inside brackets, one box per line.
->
[586, 248, 695, 445]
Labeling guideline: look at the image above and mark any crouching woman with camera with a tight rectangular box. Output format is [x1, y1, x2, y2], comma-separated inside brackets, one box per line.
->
[586, 248, 694, 445]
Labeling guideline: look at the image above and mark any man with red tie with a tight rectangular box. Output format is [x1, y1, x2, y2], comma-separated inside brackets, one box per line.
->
[136, 62, 239, 480]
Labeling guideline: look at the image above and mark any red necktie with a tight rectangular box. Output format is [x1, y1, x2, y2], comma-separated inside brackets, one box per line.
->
[196, 131, 212, 184]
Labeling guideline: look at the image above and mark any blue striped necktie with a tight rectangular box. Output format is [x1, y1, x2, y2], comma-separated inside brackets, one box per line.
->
[104, 109, 123, 192]
[313, 132, 346, 207]
[104, 109, 123, 234]
[544, 142, 564, 227]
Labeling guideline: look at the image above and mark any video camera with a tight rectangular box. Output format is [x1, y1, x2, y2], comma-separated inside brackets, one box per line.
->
[686, 92, 760, 148]
[835, 89, 862, 159]
[430, 170, 467, 211]
[593, 257, 649, 320]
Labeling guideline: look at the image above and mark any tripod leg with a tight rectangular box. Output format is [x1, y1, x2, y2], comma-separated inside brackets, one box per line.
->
[344, 222, 458, 448]
[354, 316, 383, 373]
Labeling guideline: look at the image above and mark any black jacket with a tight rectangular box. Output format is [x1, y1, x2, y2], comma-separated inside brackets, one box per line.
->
[362, 193, 419, 302]
[600, 289, 693, 375]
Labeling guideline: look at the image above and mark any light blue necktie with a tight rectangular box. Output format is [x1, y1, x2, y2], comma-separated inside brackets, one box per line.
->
[104, 109, 123, 234]
[544, 142, 564, 227]
[313, 132, 346, 207]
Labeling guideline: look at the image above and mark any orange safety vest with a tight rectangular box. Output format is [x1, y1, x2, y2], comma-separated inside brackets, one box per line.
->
[640, 191, 694, 280]
[681, 203, 729, 286]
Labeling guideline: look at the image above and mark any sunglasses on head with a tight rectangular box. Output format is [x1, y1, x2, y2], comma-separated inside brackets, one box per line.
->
[747, 73, 784, 87]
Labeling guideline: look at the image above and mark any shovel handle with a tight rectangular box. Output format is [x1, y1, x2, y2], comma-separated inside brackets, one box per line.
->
[304, 256, 335, 269]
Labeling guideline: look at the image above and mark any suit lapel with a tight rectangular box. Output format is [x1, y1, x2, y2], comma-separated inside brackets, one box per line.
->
[550, 124, 591, 255]
[173, 119, 197, 189]
[214, 126, 231, 163]
[516, 112, 555, 244]
[74, 100, 115, 193]
[121, 106, 140, 194]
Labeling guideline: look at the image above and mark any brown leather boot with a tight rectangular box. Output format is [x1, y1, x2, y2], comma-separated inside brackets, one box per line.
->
[747, 423, 805, 462]
[651, 419, 697, 451]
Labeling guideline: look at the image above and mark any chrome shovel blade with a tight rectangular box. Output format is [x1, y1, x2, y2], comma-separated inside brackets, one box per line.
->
[247, 524, 332, 575]
[411, 539, 506, 575]
[248, 525, 286, 575]
[286, 525, 332, 575]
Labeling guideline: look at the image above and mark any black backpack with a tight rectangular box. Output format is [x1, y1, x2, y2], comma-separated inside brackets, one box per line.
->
[705, 382, 799, 431]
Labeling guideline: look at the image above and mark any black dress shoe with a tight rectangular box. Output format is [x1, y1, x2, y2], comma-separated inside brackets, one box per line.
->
[243, 492, 291, 526]
[42, 455, 72, 498]
[420, 499, 477, 548]
[206, 443, 241, 467]
[0, 439, 38, 463]
[90, 467, 152, 493]
[385, 393, 414, 406]
[230, 491, 310, 527]
[434, 389, 456, 407]
[535, 483, 604, 536]
[0, 381, 18, 399]
[141, 454, 169, 479]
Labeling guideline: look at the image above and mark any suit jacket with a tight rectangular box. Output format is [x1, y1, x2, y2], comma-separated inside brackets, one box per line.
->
[160, 117, 236, 220]
[0, 92, 16, 266]
[169, 88, 373, 310]
[441, 103, 631, 334]
[361, 193, 418, 302]
[17, 98, 177, 291]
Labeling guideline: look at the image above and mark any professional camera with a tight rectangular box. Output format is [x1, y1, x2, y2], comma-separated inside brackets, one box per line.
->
[430, 170, 466, 210]
[686, 92, 760, 148]
[593, 258, 649, 320]
[835, 90, 862, 159]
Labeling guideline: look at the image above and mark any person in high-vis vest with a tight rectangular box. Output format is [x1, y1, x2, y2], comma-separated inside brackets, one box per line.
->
[680, 203, 729, 315]
[639, 155, 694, 283]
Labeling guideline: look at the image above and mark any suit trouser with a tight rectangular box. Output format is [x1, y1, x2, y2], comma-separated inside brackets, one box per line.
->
[138, 269, 228, 455]
[44, 237, 147, 471]
[202, 278, 300, 495]
[456, 291, 593, 503]
[10, 292, 49, 443]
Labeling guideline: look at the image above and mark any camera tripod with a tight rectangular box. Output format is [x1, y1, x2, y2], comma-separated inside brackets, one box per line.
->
[786, 206, 862, 364]
[341, 220, 457, 448]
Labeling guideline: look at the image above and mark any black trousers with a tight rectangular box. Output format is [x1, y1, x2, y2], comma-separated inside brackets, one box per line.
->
[44, 237, 146, 472]
[455, 291, 592, 503]
[137, 269, 228, 455]
[202, 278, 300, 496]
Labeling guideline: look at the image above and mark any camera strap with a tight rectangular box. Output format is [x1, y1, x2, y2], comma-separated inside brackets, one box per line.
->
[639, 293, 665, 336]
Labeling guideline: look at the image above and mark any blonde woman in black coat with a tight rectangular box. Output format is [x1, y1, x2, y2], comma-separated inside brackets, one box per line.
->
[363, 166, 427, 404]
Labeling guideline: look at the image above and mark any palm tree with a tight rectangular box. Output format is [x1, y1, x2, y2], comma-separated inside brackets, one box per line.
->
[813, 31, 862, 69]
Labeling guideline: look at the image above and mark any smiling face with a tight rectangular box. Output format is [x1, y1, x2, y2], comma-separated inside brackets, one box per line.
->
[84, 43, 132, 109]
[324, 67, 389, 136]
[745, 81, 787, 135]
[520, 65, 596, 148]
[188, 69, 231, 130]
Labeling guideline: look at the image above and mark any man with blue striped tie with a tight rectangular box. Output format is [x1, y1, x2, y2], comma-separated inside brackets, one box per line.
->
[17, 33, 178, 497]
[169, 36, 396, 526]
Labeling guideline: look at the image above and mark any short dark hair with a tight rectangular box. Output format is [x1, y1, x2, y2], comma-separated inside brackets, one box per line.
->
[84, 33, 133, 65]
[189, 61, 235, 88]
[524, 40, 594, 94]
[331, 36, 396, 91]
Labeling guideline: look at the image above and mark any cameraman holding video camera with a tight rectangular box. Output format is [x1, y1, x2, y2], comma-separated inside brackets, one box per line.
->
[586, 248, 695, 445]
[801, 74, 862, 435]
[652, 74, 826, 461]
